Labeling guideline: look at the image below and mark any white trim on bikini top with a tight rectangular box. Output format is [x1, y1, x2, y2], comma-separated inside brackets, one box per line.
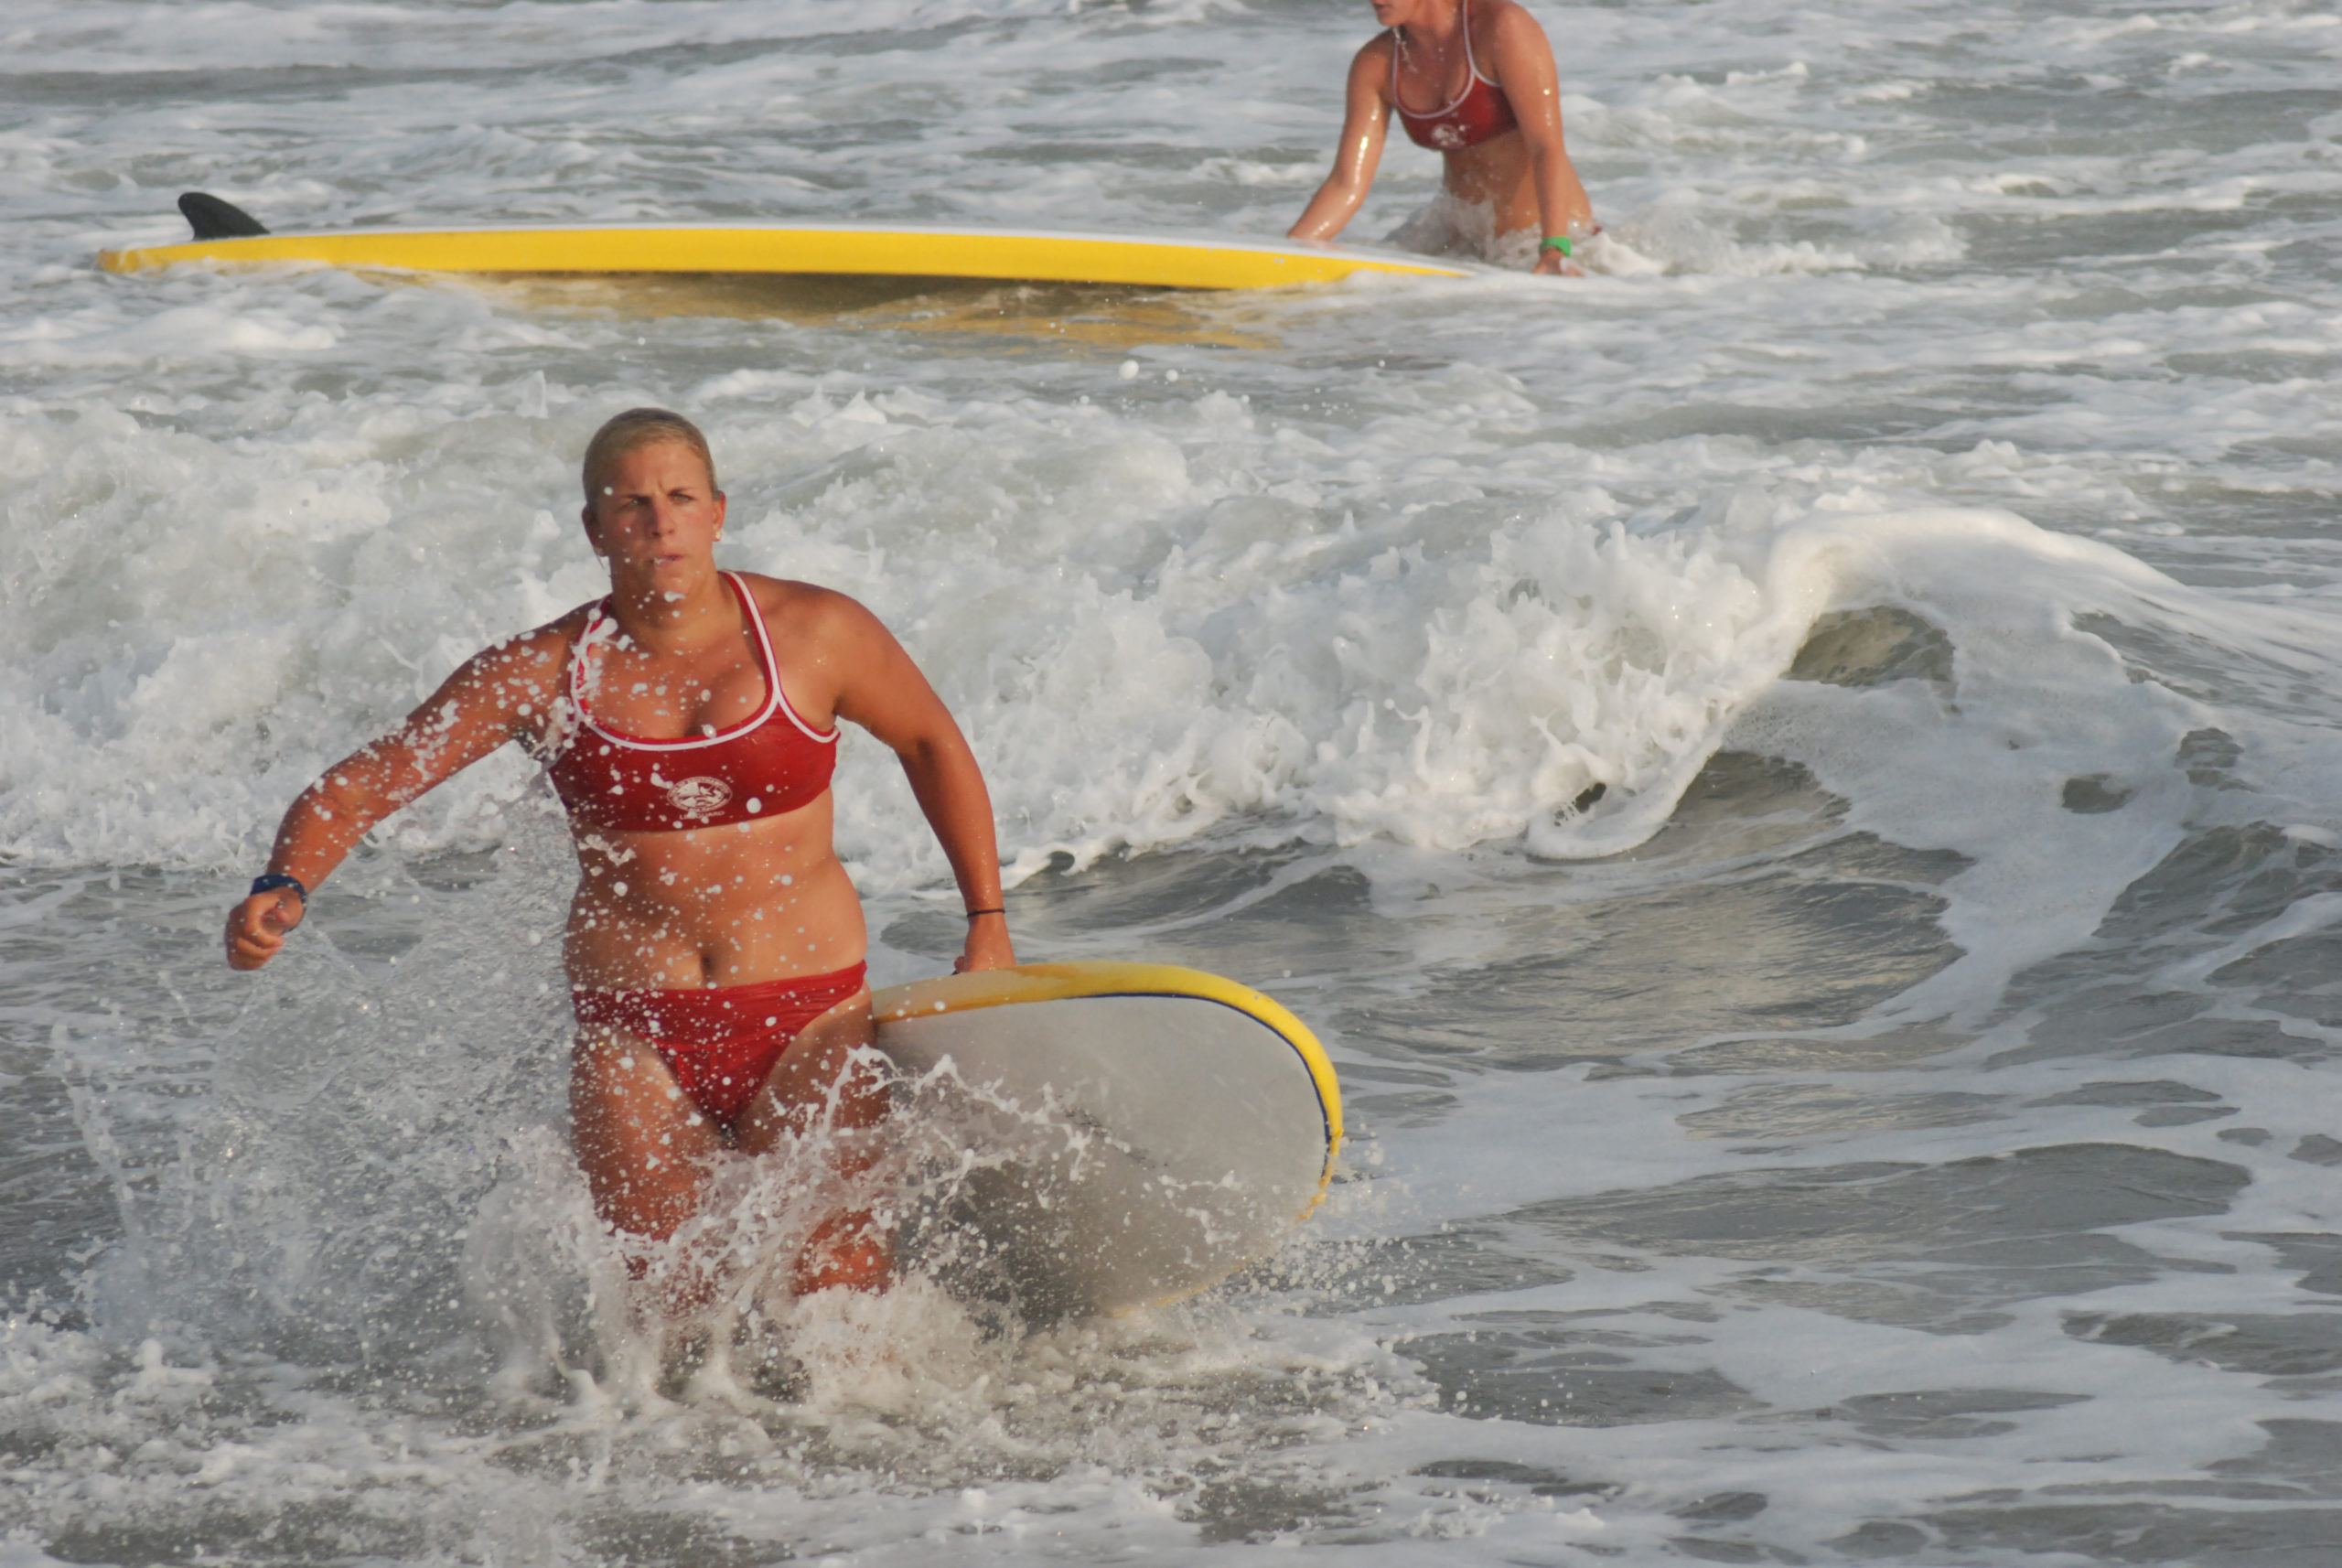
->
[568, 571, 836, 753]
[1390, 1, 1498, 122]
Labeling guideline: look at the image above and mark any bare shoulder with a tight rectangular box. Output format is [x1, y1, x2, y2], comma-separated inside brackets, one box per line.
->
[1346, 28, 1402, 112]
[737, 572, 892, 648]
[435, 609, 589, 717]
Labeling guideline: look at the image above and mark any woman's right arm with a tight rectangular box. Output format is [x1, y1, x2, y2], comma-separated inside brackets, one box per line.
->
[223, 628, 567, 971]
[1287, 39, 1395, 242]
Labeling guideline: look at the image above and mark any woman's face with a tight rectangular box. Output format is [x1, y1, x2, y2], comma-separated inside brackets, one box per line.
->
[1370, 0, 1444, 28]
[581, 439, 726, 588]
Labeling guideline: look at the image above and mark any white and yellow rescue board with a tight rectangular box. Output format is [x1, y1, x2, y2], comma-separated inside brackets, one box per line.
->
[870, 961, 1341, 1316]
[97, 223, 1466, 290]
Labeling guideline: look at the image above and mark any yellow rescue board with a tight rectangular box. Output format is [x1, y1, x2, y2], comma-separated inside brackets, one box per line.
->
[97, 223, 1468, 291]
[871, 961, 1342, 1316]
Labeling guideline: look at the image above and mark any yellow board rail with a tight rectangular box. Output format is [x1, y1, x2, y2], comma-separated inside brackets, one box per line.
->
[98, 223, 1468, 291]
[874, 959, 1344, 1195]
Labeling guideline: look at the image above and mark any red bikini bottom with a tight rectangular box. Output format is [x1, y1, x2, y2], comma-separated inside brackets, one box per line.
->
[572, 962, 869, 1126]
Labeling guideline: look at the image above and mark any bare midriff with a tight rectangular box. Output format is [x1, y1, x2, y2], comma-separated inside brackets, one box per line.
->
[562, 791, 866, 991]
[1442, 130, 1538, 235]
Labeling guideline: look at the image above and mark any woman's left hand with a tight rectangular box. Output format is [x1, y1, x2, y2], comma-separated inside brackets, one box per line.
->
[1534, 230, 1594, 277]
[956, 911, 1017, 972]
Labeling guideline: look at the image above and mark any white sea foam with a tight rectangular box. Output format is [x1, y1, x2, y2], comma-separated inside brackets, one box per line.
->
[7, 365, 2280, 912]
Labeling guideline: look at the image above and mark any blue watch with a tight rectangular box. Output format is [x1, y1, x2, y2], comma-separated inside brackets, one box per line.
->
[250, 873, 307, 904]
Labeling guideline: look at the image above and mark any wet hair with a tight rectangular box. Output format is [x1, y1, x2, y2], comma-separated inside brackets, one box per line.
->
[580, 407, 718, 502]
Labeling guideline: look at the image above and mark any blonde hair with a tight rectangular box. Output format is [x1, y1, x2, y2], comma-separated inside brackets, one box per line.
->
[580, 407, 717, 502]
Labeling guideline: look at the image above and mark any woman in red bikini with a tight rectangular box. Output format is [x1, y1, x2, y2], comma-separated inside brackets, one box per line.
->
[222, 408, 1014, 1300]
[1289, 0, 1595, 274]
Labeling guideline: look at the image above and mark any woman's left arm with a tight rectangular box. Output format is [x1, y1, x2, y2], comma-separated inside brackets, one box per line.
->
[822, 596, 1016, 972]
[1487, 1, 1594, 274]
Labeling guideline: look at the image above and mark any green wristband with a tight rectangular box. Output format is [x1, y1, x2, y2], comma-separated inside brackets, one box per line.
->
[1539, 236, 1574, 258]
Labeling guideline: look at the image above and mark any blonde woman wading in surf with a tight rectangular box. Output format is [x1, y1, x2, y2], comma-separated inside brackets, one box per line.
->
[224, 407, 1016, 1306]
[1290, 0, 1596, 274]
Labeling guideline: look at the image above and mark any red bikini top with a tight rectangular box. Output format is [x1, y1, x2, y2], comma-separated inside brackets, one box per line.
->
[545, 573, 837, 832]
[1390, 5, 1520, 152]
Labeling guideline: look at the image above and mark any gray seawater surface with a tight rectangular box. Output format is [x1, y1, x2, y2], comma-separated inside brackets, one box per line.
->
[6, 0, 2342, 1563]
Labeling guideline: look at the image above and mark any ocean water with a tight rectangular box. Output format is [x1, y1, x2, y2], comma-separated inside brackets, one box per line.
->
[6, 0, 2342, 1562]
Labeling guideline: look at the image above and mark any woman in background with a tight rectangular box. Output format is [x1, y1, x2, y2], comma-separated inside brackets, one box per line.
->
[1289, 0, 1596, 274]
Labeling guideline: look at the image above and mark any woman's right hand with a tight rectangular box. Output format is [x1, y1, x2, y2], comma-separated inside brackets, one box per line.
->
[225, 889, 305, 971]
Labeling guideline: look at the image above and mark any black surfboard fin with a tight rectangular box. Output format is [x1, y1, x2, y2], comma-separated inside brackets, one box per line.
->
[178, 192, 270, 241]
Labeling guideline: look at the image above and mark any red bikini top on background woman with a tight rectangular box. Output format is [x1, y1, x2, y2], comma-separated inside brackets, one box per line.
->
[1390, 3, 1520, 151]
[546, 572, 838, 832]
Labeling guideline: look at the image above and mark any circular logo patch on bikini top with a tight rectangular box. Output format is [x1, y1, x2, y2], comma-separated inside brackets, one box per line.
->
[665, 776, 733, 817]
